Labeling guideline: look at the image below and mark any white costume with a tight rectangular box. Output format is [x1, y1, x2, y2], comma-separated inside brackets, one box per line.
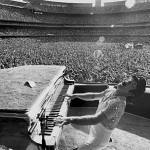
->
[77, 89, 126, 150]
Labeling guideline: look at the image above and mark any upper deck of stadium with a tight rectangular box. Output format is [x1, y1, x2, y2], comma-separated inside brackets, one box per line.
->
[1, 0, 150, 14]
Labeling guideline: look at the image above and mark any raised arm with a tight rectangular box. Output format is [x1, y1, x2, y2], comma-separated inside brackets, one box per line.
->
[54, 110, 107, 126]
[54, 98, 126, 126]
[64, 90, 106, 101]
[66, 111, 107, 125]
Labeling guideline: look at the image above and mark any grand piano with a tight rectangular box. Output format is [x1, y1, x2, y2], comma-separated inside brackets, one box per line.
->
[0, 65, 74, 150]
[0, 65, 150, 150]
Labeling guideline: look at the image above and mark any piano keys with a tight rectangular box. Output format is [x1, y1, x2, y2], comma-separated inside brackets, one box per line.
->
[30, 84, 74, 150]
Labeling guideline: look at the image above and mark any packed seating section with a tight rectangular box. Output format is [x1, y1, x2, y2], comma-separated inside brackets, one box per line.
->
[0, 3, 150, 84]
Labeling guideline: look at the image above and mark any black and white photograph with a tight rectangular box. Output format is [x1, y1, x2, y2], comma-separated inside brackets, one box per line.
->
[0, 0, 150, 150]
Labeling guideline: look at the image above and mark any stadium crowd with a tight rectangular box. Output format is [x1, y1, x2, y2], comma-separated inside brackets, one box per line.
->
[0, 37, 150, 84]
[0, 3, 150, 84]
[1, 26, 150, 37]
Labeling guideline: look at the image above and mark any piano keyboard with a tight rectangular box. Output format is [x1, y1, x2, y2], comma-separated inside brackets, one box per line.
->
[40, 85, 69, 136]
[31, 84, 74, 150]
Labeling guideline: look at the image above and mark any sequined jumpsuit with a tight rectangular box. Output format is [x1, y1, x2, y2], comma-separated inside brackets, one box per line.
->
[77, 89, 126, 150]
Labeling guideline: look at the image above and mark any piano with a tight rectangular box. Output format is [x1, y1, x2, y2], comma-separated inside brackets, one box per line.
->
[0, 65, 74, 150]
[28, 74, 74, 150]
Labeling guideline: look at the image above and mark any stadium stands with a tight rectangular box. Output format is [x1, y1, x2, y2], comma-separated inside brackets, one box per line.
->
[1, 0, 150, 15]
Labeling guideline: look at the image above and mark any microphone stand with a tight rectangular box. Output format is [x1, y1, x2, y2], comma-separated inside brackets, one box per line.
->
[40, 114, 47, 150]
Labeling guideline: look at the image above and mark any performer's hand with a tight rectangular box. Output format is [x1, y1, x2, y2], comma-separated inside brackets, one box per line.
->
[63, 94, 76, 100]
[63, 94, 72, 106]
[54, 117, 70, 127]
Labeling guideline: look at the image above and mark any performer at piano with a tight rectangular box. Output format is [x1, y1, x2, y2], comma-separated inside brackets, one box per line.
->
[54, 75, 146, 150]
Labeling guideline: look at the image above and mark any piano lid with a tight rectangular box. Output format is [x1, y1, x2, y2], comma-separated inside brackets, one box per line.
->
[0, 65, 66, 119]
